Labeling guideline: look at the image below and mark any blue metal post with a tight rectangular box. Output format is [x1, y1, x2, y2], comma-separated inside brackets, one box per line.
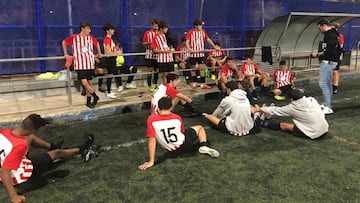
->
[122, 0, 130, 64]
[35, 0, 46, 72]
[239, 0, 247, 59]
[188, 0, 194, 30]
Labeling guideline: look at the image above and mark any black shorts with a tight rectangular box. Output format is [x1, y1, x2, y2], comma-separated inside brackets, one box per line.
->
[279, 85, 292, 95]
[189, 57, 206, 65]
[254, 77, 261, 86]
[158, 62, 174, 73]
[96, 58, 107, 69]
[292, 125, 327, 140]
[217, 117, 230, 134]
[146, 59, 158, 70]
[106, 57, 118, 75]
[29, 152, 53, 177]
[119, 65, 136, 74]
[173, 128, 198, 154]
[334, 60, 341, 70]
[77, 70, 95, 81]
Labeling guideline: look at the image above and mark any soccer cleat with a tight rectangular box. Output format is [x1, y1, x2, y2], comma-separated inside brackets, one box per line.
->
[200, 84, 211, 89]
[86, 102, 95, 108]
[147, 85, 156, 92]
[106, 92, 117, 99]
[211, 74, 217, 81]
[81, 88, 86, 96]
[125, 83, 137, 89]
[198, 146, 220, 158]
[117, 86, 124, 92]
[274, 95, 286, 101]
[333, 89, 338, 94]
[81, 149, 92, 163]
[80, 133, 95, 162]
[322, 107, 334, 115]
[202, 113, 209, 117]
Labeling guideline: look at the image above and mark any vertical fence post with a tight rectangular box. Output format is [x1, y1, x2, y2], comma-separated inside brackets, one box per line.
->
[34, 0, 46, 72]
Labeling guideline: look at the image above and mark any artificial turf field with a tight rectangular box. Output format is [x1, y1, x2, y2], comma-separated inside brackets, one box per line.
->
[1, 78, 359, 203]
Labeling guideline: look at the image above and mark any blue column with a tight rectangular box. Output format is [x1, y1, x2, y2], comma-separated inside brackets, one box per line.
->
[188, 0, 194, 29]
[35, 0, 46, 72]
[122, 0, 130, 64]
[239, 0, 247, 59]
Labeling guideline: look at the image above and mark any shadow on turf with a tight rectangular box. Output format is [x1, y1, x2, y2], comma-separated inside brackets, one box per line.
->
[155, 150, 197, 166]
[16, 167, 70, 195]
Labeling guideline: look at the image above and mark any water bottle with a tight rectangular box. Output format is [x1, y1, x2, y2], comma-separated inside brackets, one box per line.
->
[83, 114, 96, 121]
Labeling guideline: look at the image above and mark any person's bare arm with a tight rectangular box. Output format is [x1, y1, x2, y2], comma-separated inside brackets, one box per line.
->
[0, 168, 26, 203]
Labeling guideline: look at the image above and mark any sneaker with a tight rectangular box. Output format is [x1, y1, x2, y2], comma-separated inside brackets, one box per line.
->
[86, 102, 95, 108]
[98, 86, 106, 93]
[211, 74, 217, 81]
[333, 89, 338, 94]
[148, 85, 156, 92]
[322, 107, 334, 115]
[117, 86, 124, 92]
[191, 83, 198, 89]
[80, 133, 95, 162]
[106, 92, 117, 99]
[202, 113, 209, 117]
[198, 146, 220, 158]
[125, 83, 137, 89]
[200, 84, 211, 89]
[274, 95, 286, 101]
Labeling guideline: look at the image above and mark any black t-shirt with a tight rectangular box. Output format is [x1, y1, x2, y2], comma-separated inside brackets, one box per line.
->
[319, 28, 341, 62]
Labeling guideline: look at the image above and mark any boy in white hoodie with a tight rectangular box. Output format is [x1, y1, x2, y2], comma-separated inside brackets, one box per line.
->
[259, 88, 328, 139]
[203, 81, 260, 136]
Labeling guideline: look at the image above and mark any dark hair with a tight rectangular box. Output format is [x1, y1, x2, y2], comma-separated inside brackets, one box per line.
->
[79, 21, 91, 30]
[331, 22, 340, 29]
[279, 60, 286, 66]
[181, 36, 186, 42]
[158, 97, 172, 110]
[317, 18, 330, 26]
[225, 57, 234, 63]
[103, 23, 115, 32]
[166, 73, 179, 83]
[287, 88, 305, 100]
[245, 54, 253, 60]
[193, 19, 203, 26]
[21, 114, 49, 130]
[225, 81, 239, 91]
[151, 18, 159, 25]
[214, 41, 220, 46]
[159, 21, 169, 29]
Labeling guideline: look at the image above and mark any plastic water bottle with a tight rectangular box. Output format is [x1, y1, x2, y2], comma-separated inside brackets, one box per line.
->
[83, 114, 96, 121]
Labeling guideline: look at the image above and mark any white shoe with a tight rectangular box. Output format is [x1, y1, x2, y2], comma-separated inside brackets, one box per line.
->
[322, 106, 334, 115]
[117, 86, 124, 92]
[198, 146, 220, 158]
[125, 83, 137, 89]
[106, 92, 117, 99]
[319, 103, 325, 109]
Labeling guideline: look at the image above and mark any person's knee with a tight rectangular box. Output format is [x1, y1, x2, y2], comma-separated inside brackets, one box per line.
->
[47, 149, 61, 160]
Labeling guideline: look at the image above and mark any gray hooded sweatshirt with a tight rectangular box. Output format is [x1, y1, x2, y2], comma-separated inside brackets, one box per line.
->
[261, 96, 329, 139]
[213, 89, 254, 135]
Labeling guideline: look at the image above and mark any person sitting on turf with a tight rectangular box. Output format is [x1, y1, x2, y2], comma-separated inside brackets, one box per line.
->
[272, 60, 294, 101]
[150, 73, 201, 116]
[258, 88, 328, 139]
[203, 81, 261, 136]
[138, 97, 220, 170]
[0, 114, 95, 203]
[217, 57, 243, 99]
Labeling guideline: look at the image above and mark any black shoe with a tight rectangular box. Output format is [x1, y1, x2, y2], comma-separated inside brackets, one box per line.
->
[92, 95, 99, 106]
[86, 103, 95, 108]
[49, 136, 64, 151]
[98, 86, 106, 93]
[333, 89, 338, 94]
[81, 88, 86, 96]
[80, 133, 95, 162]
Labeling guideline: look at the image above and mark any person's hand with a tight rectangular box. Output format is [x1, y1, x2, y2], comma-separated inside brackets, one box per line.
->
[138, 161, 154, 170]
[310, 52, 318, 58]
[11, 194, 26, 203]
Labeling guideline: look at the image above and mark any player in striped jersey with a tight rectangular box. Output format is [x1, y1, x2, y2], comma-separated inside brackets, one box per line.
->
[207, 41, 227, 80]
[62, 21, 102, 108]
[143, 18, 160, 92]
[186, 19, 219, 89]
[241, 55, 270, 100]
[175, 37, 191, 84]
[151, 21, 174, 84]
[272, 60, 294, 101]
[0, 114, 94, 203]
[139, 97, 219, 170]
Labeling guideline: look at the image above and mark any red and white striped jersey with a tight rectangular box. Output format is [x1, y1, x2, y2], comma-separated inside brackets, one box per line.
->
[63, 34, 99, 70]
[273, 69, 294, 88]
[147, 113, 185, 151]
[175, 45, 190, 61]
[151, 34, 173, 63]
[103, 36, 116, 53]
[208, 48, 226, 60]
[143, 29, 158, 59]
[186, 28, 209, 58]
[0, 128, 32, 185]
[218, 65, 235, 82]
[241, 63, 260, 75]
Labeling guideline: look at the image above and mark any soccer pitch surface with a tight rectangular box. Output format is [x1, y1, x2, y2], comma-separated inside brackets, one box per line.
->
[1, 78, 360, 203]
